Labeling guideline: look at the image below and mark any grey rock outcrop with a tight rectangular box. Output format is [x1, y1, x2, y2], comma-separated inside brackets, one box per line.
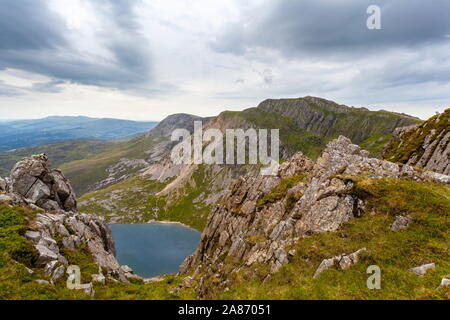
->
[390, 215, 412, 232]
[10, 154, 77, 212]
[409, 263, 435, 276]
[28, 211, 126, 281]
[313, 248, 367, 278]
[0, 154, 127, 283]
[438, 278, 450, 289]
[180, 136, 449, 296]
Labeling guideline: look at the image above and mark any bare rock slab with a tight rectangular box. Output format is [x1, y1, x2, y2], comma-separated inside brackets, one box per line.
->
[409, 263, 435, 276]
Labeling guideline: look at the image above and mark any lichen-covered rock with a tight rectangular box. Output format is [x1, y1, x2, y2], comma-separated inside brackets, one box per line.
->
[10, 154, 77, 212]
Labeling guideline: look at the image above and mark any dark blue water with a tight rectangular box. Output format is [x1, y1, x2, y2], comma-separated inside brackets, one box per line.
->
[110, 223, 200, 278]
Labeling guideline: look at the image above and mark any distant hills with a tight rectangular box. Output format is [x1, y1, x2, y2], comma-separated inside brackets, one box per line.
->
[0, 116, 157, 151]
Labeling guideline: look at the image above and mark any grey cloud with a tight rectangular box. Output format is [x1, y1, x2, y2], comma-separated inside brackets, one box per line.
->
[211, 0, 450, 59]
[0, 0, 67, 50]
[31, 80, 65, 93]
[0, 0, 155, 92]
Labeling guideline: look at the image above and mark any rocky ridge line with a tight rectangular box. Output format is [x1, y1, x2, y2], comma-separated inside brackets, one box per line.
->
[180, 136, 449, 296]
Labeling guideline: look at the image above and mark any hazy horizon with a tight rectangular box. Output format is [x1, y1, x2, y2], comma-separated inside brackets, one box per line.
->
[1, 0, 450, 121]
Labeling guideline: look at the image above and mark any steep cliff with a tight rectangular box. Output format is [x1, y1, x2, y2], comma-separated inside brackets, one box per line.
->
[383, 108, 449, 174]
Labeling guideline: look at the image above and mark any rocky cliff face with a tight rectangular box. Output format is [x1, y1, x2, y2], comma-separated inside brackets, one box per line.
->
[180, 136, 449, 296]
[0, 154, 127, 285]
[383, 108, 449, 175]
[257, 96, 420, 150]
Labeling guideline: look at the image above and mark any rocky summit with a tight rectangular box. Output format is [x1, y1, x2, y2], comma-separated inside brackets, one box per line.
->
[0, 154, 128, 287]
[9, 154, 77, 212]
[180, 136, 450, 297]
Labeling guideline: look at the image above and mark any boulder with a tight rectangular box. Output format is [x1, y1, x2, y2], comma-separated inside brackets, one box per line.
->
[437, 278, 450, 289]
[44, 260, 58, 276]
[35, 245, 58, 266]
[38, 236, 59, 254]
[62, 236, 76, 251]
[52, 266, 65, 282]
[409, 263, 435, 276]
[92, 273, 106, 285]
[25, 231, 41, 244]
[313, 248, 368, 278]
[391, 215, 412, 231]
[121, 265, 133, 274]
[10, 154, 77, 212]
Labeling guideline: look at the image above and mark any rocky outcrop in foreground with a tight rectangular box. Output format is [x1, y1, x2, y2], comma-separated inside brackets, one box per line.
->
[9, 154, 77, 212]
[0, 154, 127, 285]
[180, 136, 449, 296]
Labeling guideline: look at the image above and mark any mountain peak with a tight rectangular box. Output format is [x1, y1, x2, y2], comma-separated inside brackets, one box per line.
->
[147, 113, 210, 137]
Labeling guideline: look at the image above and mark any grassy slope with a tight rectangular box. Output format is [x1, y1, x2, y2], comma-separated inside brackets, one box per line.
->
[60, 135, 162, 196]
[201, 178, 450, 300]
[0, 140, 113, 177]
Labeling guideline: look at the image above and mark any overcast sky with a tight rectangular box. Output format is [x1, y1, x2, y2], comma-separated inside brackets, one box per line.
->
[0, 0, 449, 121]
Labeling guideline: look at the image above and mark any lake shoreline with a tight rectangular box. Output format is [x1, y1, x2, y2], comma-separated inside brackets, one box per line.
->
[108, 220, 199, 232]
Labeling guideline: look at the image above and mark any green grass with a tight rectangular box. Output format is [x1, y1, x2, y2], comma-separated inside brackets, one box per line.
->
[205, 178, 450, 300]
[256, 173, 307, 209]
[146, 165, 213, 230]
[0, 139, 113, 178]
[223, 108, 327, 160]
[60, 135, 165, 195]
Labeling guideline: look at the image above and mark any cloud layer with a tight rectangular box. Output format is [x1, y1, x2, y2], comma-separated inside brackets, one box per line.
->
[0, 0, 151, 91]
[0, 0, 449, 120]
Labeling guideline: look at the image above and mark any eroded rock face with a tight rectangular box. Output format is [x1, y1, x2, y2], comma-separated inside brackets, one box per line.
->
[10, 154, 77, 212]
[383, 109, 449, 175]
[0, 154, 127, 284]
[180, 136, 450, 297]
[28, 211, 126, 282]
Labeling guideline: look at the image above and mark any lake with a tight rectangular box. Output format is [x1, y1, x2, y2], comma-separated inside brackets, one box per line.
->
[110, 223, 200, 278]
